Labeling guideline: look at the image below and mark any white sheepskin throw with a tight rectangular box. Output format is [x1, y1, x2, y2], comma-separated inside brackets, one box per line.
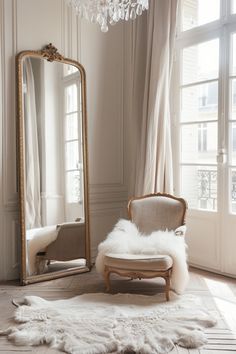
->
[96, 219, 189, 294]
[0, 292, 216, 354]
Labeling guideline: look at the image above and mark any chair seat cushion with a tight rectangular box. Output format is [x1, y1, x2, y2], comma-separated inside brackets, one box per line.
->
[104, 253, 173, 271]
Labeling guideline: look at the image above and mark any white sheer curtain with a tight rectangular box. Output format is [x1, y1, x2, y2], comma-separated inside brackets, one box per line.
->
[135, 0, 178, 195]
[23, 58, 41, 229]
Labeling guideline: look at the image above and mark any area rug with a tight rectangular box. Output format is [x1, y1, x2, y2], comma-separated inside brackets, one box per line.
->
[0, 292, 216, 354]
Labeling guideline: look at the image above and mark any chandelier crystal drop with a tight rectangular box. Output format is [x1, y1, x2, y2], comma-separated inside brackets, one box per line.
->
[67, 0, 149, 32]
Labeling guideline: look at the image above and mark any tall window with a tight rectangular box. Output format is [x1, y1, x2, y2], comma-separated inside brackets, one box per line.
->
[174, 0, 236, 213]
[181, 0, 220, 31]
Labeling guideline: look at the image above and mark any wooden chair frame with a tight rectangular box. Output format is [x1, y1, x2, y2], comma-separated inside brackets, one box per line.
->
[104, 193, 187, 301]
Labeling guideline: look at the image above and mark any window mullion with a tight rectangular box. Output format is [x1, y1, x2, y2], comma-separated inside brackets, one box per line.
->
[218, 25, 228, 154]
[171, 44, 181, 194]
[181, 78, 218, 89]
[220, 0, 228, 22]
[180, 120, 218, 126]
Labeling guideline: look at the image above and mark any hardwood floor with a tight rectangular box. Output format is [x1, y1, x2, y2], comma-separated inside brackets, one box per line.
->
[0, 267, 236, 353]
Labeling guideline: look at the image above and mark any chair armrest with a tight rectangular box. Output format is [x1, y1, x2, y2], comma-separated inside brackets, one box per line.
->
[174, 225, 187, 237]
[56, 221, 85, 230]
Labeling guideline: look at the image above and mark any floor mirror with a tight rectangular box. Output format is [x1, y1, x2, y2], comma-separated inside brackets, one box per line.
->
[16, 44, 91, 285]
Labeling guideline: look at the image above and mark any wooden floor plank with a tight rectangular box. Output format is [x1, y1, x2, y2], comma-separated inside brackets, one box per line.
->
[207, 339, 236, 344]
[207, 335, 236, 340]
[176, 347, 190, 353]
[201, 351, 236, 354]
[0, 350, 32, 352]
[204, 345, 236, 350]
[205, 329, 233, 333]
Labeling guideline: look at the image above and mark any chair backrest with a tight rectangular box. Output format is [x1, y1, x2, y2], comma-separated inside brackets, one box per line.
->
[128, 193, 187, 234]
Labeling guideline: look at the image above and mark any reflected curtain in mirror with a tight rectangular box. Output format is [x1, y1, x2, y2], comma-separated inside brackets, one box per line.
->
[24, 58, 41, 229]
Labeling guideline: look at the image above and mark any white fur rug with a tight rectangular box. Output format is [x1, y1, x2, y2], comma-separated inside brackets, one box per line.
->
[0, 292, 216, 354]
[96, 219, 189, 293]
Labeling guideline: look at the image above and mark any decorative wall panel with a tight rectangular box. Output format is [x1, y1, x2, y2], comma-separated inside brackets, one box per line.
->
[0, 0, 4, 278]
[0, 0, 128, 280]
[2, 0, 18, 209]
[186, 213, 220, 271]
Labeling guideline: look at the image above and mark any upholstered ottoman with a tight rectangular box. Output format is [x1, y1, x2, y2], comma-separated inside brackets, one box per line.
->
[104, 253, 173, 301]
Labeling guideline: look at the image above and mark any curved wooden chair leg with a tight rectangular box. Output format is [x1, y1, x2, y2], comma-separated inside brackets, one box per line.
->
[165, 275, 170, 301]
[104, 268, 111, 292]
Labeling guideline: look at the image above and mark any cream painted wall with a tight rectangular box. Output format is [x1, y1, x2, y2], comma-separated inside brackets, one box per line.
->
[0, 0, 130, 280]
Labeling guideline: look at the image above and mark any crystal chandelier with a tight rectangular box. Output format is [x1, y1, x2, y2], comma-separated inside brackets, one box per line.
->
[67, 0, 149, 32]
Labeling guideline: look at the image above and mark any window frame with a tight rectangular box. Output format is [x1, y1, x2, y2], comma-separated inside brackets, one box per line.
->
[172, 0, 236, 213]
[61, 68, 83, 207]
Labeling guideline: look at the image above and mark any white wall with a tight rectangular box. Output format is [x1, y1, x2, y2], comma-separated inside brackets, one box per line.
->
[0, 0, 130, 280]
[79, 16, 132, 259]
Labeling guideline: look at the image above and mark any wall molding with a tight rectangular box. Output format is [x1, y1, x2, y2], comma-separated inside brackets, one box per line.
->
[90, 206, 125, 260]
[11, 219, 19, 270]
[2, 0, 18, 209]
[89, 190, 127, 205]
[0, 0, 4, 279]
[5, 213, 19, 280]
[186, 213, 220, 272]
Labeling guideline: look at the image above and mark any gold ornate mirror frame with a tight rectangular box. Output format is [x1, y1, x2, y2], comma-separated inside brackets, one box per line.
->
[16, 44, 91, 285]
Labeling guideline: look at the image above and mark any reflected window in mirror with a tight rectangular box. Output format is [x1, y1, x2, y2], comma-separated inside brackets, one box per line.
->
[62, 67, 84, 222]
[21, 58, 85, 229]
[63, 63, 78, 76]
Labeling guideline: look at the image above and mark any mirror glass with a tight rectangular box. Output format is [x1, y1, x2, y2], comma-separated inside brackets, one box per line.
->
[18, 48, 90, 283]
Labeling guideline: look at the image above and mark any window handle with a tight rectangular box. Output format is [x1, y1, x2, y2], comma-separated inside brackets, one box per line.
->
[217, 149, 227, 164]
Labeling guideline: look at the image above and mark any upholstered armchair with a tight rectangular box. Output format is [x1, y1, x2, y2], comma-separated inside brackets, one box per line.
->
[35, 222, 86, 275]
[103, 193, 187, 301]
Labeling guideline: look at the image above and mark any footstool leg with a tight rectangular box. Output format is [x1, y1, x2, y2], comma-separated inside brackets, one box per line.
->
[165, 276, 170, 301]
[104, 267, 111, 292]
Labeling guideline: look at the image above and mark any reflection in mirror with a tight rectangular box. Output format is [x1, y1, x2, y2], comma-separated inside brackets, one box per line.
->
[17, 46, 90, 283]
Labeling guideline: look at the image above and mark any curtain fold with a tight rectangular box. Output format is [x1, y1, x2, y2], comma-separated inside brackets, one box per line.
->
[135, 0, 178, 196]
[23, 58, 41, 229]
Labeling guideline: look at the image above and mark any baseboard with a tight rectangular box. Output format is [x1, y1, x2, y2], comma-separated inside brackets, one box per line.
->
[189, 262, 236, 280]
